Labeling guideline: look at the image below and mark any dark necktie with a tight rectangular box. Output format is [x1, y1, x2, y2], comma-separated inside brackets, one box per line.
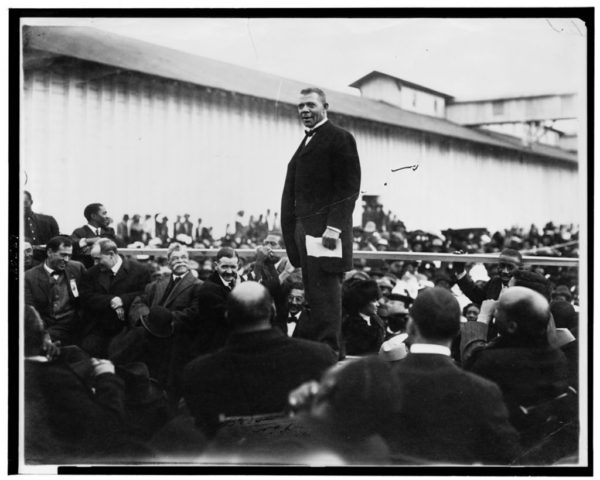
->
[287, 314, 298, 324]
[161, 276, 181, 304]
[51, 270, 64, 281]
[305, 130, 316, 137]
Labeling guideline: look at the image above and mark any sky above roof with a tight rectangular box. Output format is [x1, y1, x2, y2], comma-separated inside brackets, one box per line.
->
[22, 16, 587, 102]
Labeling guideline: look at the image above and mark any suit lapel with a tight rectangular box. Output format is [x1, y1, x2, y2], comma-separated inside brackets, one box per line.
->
[85, 225, 98, 237]
[296, 122, 332, 158]
[35, 265, 53, 304]
[163, 271, 194, 307]
[152, 277, 170, 307]
[111, 258, 129, 288]
[98, 270, 112, 292]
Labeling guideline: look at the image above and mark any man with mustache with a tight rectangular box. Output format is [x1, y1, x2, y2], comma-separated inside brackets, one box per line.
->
[25, 235, 86, 346]
[193, 247, 243, 356]
[281, 87, 361, 358]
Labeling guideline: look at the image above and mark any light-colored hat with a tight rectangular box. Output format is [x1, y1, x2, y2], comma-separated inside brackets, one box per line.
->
[379, 333, 409, 362]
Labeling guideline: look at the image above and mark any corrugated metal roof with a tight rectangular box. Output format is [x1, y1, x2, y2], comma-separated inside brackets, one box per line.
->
[22, 25, 577, 164]
[349, 70, 454, 99]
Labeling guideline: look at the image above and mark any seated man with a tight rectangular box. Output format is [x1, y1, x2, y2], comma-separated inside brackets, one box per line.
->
[129, 242, 202, 403]
[25, 236, 86, 346]
[183, 282, 336, 436]
[380, 287, 519, 465]
[79, 238, 151, 357]
[460, 287, 574, 456]
[24, 305, 130, 463]
[71, 203, 119, 268]
[193, 247, 242, 356]
[275, 281, 310, 337]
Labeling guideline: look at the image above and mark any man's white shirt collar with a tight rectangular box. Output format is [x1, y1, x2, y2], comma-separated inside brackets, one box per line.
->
[87, 223, 101, 235]
[409, 343, 451, 356]
[111, 255, 123, 275]
[43, 262, 54, 276]
[359, 312, 372, 326]
[304, 118, 328, 145]
[219, 275, 236, 289]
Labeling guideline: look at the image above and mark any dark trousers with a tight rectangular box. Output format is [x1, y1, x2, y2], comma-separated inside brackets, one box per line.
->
[294, 221, 342, 357]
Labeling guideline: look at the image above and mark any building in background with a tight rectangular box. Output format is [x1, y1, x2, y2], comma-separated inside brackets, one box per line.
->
[21, 25, 580, 235]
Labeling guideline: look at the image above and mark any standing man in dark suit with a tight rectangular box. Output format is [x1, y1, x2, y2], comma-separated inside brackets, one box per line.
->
[380, 287, 519, 464]
[79, 238, 151, 357]
[25, 236, 86, 346]
[24, 190, 60, 262]
[281, 87, 361, 357]
[71, 203, 119, 268]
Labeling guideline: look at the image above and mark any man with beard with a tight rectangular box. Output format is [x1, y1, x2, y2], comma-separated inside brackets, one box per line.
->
[71, 203, 119, 268]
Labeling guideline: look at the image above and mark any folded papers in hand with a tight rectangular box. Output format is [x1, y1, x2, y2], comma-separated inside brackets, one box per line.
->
[305, 235, 342, 258]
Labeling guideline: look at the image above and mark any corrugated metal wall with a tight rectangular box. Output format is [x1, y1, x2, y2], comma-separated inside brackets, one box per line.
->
[22, 59, 580, 236]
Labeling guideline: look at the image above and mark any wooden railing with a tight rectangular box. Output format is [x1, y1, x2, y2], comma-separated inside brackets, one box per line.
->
[118, 248, 579, 268]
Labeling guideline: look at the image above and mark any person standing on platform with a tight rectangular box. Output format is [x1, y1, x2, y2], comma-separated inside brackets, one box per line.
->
[281, 87, 361, 357]
[23, 190, 60, 247]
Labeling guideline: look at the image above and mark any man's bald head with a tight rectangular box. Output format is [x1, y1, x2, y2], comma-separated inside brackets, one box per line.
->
[226, 281, 274, 329]
[496, 286, 550, 344]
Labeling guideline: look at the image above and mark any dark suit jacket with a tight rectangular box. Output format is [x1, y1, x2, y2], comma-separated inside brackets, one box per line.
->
[461, 323, 570, 427]
[129, 271, 203, 399]
[79, 257, 151, 337]
[24, 261, 86, 341]
[24, 211, 60, 246]
[380, 353, 519, 465]
[193, 271, 237, 356]
[457, 274, 505, 305]
[71, 225, 119, 267]
[129, 271, 202, 331]
[342, 313, 386, 356]
[24, 355, 128, 462]
[281, 121, 361, 273]
[183, 328, 336, 435]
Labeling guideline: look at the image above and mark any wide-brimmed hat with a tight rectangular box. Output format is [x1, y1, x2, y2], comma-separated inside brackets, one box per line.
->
[141, 306, 174, 338]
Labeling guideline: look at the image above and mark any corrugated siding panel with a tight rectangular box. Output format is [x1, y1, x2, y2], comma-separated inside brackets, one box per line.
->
[22, 65, 580, 236]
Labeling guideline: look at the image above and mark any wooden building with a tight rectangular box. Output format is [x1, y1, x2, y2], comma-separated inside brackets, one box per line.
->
[21, 25, 580, 235]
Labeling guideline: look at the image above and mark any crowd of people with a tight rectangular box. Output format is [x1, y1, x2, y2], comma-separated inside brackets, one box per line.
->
[22, 193, 581, 466]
